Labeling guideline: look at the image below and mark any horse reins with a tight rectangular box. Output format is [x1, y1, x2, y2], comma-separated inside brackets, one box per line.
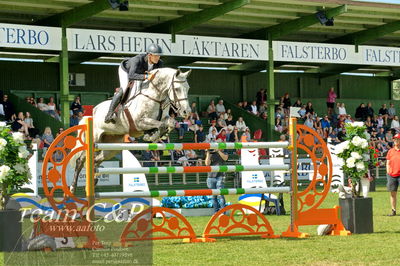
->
[124, 72, 188, 116]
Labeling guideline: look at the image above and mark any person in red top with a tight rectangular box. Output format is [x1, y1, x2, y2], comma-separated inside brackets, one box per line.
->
[386, 133, 400, 216]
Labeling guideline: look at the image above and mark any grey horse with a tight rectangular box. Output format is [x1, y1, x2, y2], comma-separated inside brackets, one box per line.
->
[70, 68, 191, 193]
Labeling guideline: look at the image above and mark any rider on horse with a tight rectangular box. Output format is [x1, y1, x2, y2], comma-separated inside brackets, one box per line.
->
[104, 43, 164, 124]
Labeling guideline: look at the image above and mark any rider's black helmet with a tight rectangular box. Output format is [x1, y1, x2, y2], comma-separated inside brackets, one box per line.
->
[146, 43, 163, 55]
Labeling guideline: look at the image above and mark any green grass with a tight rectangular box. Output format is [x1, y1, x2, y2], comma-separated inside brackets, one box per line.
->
[2, 186, 400, 266]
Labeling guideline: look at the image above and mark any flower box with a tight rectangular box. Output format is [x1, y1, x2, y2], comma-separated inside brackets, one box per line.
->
[0, 209, 22, 252]
[339, 197, 373, 234]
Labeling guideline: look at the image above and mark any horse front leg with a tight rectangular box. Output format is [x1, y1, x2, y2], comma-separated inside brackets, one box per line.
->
[137, 118, 168, 142]
[70, 153, 86, 194]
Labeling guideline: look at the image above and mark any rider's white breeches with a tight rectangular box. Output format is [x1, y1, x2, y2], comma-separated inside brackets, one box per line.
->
[119, 66, 129, 94]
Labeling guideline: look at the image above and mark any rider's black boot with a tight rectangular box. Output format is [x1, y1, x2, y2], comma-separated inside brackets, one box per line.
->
[105, 89, 123, 124]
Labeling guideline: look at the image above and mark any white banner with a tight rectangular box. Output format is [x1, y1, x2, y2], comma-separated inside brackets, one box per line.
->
[67, 28, 267, 61]
[0, 23, 61, 50]
[0, 23, 399, 66]
[122, 150, 149, 192]
[274, 40, 400, 66]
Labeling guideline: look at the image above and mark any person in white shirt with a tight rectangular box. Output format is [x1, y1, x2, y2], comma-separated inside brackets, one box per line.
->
[215, 99, 226, 116]
[338, 102, 347, 116]
[206, 128, 218, 142]
[0, 102, 5, 120]
[236, 117, 247, 131]
[250, 100, 258, 115]
[391, 115, 400, 130]
[37, 97, 49, 112]
[208, 120, 218, 134]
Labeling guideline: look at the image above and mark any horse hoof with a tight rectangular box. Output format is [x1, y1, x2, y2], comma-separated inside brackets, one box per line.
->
[143, 134, 152, 142]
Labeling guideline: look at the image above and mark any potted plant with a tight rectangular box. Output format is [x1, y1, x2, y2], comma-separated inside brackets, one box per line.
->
[335, 122, 377, 234]
[0, 126, 31, 251]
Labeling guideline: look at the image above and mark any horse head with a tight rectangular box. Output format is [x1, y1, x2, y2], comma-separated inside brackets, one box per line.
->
[167, 69, 191, 118]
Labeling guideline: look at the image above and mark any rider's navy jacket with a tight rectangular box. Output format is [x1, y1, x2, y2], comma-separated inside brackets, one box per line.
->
[121, 53, 163, 81]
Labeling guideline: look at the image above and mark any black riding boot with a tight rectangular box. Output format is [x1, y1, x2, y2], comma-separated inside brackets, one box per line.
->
[105, 89, 123, 124]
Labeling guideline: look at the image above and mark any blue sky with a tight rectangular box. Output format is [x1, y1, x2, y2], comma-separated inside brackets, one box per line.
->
[356, 0, 400, 4]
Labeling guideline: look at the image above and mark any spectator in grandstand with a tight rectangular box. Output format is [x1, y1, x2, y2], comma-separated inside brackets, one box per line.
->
[379, 103, 389, 126]
[2, 94, 14, 121]
[293, 99, 302, 108]
[275, 108, 284, 120]
[391, 115, 400, 130]
[27, 97, 36, 107]
[328, 130, 340, 145]
[24, 112, 39, 138]
[338, 102, 347, 116]
[208, 120, 217, 134]
[298, 105, 307, 119]
[178, 150, 197, 166]
[258, 101, 267, 115]
[0, 101, 5, 121]
[386, 133, 400, 216]
[70, 96, 83, 115]
[305, 101, 315, 116]
[37, 97, 49, 113]
[389, 103, 396, 120]
[326, 87, 337, 116]
[47, 96, 60, 120]
[337, 127, 346, 142]
[235, 117, 247, 131]
[216, 114, 227, 131]
[377, 141, 388, 155]
[142, 150, 154, 167]
[226, 115, 235, 127]
[206, 128, 218, 142]
[207, 100, 218, 120]
[249, 100, 258, 116]
[355, 103, 367, 121]
[365, 116, 373, 132]
[217, 128, 227, 142]
[256, 88, 266, 106]
[190, 102, 199, 121]
[188, 112, 200, 128]
[11, 112, 30, 137]
[242, 127, 251, 141]
[225, 126, 234, 142]
[177, 117, 191, 140]
[242, 101, 251, 112]
[282, 93, 291, 116]
[195, 125, 206, 143]
[205, 145, 228, 214]
[275, 117, 283, 133]
[377, 127, 386, 142]
[386, 129, 394, 147]
[215, 99, 226, 116]
[223, 109, 232, 120]
[345, 114, 354, 124]
[366, 102, 374, 120]
[237, 102, 243, 109]
[321, 115, 332, 137]
[377, 115, 384, 129]
[41, 127, 54, 149]
[70, 112, 79, 127]
[337, 115, 345, 129]
[229, 127, 240, 142]
[304, 114, 314, 129]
